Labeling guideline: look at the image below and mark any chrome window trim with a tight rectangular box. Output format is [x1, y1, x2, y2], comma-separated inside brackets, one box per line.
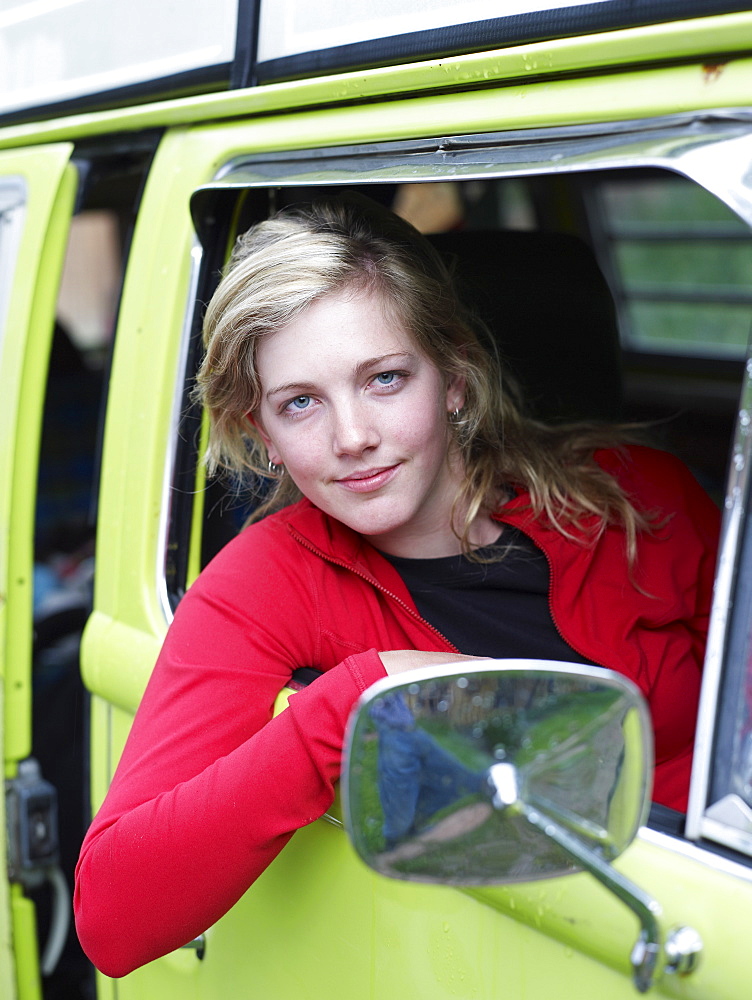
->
[193, 110, 752, 232]
[686, 357, 752, 840]
[0, 176, 27, 358]
[157, 239, 204, 625]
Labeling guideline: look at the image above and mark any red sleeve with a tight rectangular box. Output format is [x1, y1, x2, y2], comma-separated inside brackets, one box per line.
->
[74, 527, 386, 978]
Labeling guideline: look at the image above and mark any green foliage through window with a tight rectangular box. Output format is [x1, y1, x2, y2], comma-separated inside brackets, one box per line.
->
[595, 176, 752, 357]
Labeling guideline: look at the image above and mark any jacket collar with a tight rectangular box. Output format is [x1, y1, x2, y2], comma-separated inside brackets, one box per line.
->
[281, 494, 545, 565]
[282, 498, 372, 569]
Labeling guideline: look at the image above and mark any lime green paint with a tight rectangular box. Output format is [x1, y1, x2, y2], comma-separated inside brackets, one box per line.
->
[462, 833, 752, 999]
[0, 151, 76, 763]
[10, 888, 40, 1000]
[109, 792, 637, 1000]
[93, 971, 117, 1000]
[0, 144, 75, 1000]
[87, 694, 113, 816]
[81, 613, 162, 714]
[181, 57, 752, 158]
[0, 12, 750, 150]
[0, 708, 15, 1000]
[98, 789, 752, 998]
[86, 143, 199, 642]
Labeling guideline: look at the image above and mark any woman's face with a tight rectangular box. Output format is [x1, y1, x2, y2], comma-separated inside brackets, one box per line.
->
[254, 288, 466, 557]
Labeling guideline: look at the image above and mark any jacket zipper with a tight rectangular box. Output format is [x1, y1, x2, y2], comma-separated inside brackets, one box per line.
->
[289, 527, 460, 653]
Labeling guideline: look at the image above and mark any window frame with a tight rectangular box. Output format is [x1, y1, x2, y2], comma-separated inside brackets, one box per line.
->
[165, 110, 752, 864]
[685, 359, 752, 851]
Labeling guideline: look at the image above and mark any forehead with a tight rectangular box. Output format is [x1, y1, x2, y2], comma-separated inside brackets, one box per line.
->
[256, 288, 421, 380]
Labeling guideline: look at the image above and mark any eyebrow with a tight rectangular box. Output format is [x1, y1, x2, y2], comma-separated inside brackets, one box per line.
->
[264, 352, 417, 401]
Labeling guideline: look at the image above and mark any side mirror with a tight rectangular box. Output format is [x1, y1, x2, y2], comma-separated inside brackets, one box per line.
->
[343, 659, 673, 992]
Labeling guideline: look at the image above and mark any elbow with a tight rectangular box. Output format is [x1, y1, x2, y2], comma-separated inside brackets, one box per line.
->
[74, 847, 206, 978]
[74, 855, 146, 979]
[75, 922, 135, 979]
[74, 898, 137, 979]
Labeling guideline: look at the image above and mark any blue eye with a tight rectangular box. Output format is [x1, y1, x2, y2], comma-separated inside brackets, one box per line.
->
[287, 395, 311, 411]
[375, 372, 396, 385]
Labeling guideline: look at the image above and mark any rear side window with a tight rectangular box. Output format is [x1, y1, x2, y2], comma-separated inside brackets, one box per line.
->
[588, 174, 752, 358]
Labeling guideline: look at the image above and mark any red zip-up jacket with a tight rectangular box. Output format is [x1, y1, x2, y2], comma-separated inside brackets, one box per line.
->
[74, 446, 719, 977]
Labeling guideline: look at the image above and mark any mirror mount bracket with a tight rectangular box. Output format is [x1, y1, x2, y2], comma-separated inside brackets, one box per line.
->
[488, 764, 663, 992]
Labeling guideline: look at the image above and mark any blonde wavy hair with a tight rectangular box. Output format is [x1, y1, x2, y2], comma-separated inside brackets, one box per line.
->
[196, 194, 650, 561]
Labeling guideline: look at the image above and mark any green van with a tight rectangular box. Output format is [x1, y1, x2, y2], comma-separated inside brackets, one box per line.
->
[4, 2, 752, 997]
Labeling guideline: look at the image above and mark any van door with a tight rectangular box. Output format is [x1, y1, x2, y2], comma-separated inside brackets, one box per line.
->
[92, 113, 752, 999]
[55, 0, 752, 991]
[0, 144, 76, 1000]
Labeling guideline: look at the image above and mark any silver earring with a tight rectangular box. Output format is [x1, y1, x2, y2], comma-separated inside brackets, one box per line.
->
[267, 460, 284, 477]
[449, 408, 462, 423]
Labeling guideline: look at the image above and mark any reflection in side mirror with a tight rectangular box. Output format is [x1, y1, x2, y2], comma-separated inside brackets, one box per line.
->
[344, 659, 651, 883]
[343, 659, 662, 991]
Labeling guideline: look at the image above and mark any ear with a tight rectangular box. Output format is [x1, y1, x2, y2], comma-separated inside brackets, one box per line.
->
[445, 373, 466, 414]
[247, 410, 283, 466]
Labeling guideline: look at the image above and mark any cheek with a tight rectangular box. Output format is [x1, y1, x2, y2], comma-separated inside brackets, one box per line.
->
[393, 388, 449, 451]
[270, 424, 329, 476]
[275, 437, 315, 471]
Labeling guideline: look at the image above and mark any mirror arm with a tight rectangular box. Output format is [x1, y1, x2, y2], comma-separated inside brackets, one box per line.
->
[487, 761, 661, 992]
[521, 802, 661, 993]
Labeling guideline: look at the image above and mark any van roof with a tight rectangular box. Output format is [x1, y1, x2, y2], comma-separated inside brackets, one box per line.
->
[0, 0, 749, 127]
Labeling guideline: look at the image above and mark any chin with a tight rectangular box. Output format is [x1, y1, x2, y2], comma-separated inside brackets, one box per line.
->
[330, 505, 408, 541]
[341, 516, 404, 540]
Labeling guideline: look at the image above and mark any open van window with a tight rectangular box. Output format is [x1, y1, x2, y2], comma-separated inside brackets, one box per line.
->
[173, 154, 744, 550]
[160, 141, 747, 840]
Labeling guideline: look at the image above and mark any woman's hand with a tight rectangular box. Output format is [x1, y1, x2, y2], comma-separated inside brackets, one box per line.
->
[378, 650, 491, 675]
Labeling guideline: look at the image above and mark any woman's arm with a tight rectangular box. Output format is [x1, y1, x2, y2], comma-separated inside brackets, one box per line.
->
[74, 541, 388, 977]
[379, 650, 490, 673]
[75, 642, 385, 976]
[74, 525, 480, 978]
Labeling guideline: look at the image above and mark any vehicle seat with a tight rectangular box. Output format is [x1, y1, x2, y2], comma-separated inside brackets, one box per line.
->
[428, 230, 623, 423]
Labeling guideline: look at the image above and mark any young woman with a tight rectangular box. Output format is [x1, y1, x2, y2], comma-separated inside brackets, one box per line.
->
[74, 195, 720, 977]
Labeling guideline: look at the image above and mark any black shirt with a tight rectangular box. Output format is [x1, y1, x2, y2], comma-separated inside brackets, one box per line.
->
[382, 526, 595, 665]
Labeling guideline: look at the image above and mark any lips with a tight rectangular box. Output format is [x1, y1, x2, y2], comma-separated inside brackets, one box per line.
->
[336, 464, 400, 493]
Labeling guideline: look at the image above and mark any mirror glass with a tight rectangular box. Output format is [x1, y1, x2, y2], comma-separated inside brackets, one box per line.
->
[343, 659, 652, 885]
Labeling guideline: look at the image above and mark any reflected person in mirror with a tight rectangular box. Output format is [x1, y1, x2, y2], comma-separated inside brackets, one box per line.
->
[75, 194, 720, 977]
[368, 692, 487, 849]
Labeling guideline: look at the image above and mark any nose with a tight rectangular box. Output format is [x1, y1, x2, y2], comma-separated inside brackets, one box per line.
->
[331, 398, 380, 457]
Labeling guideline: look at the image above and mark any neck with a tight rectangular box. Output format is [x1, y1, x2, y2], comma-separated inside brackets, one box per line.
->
[373, 511, 502, 559]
